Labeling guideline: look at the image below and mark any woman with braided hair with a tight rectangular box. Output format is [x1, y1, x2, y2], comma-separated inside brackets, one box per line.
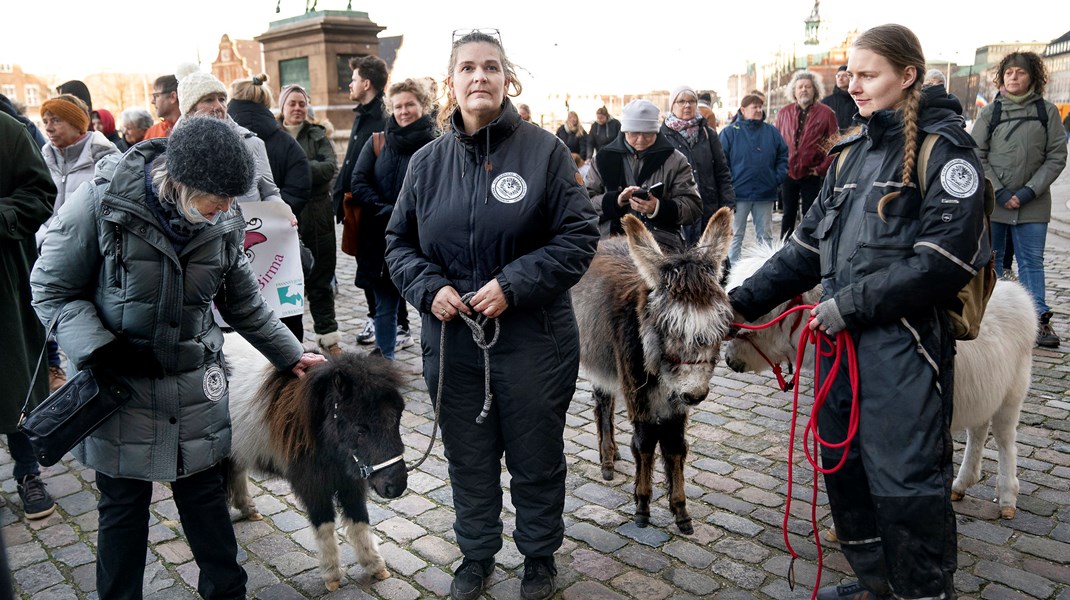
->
[729, 24, 989, 599]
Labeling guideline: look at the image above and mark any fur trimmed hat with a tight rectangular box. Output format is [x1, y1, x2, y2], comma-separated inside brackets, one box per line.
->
[620, 99, 661, 133]
[176, 62, 227, 117]
[166, 116, 254, 197]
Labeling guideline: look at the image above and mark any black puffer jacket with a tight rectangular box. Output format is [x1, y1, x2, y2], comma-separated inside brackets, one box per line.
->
[661, 118, 736, 223]
[350, 114, 436, 288]
[732, 87, 988, 352]
[333, 93, 387, 219]
[228, 99, 310, 217]
[822, 86, 857, 133]
[385, 99, 599, 314]
[556, 125, 587, 160]
[587, 118, 621, 158]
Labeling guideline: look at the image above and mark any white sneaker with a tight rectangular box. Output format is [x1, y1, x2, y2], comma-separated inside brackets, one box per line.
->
[356, 319, 375, 345]
[396, 326, 413, 350]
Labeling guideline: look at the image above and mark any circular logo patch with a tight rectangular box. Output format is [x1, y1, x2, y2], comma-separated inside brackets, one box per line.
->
[203, 365, 227, 402]
[491, 172, 527, 204]
[939, 159, 979, 199]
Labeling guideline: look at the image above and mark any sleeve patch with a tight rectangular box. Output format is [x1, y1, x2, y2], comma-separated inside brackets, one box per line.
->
[575, 172, 584, 187]
[939, 159, 979, 198]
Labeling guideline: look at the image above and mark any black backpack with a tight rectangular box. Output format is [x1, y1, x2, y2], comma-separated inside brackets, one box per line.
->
[985, 95, 1048, 147]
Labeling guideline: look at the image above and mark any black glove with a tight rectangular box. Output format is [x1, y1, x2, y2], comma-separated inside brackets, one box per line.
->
[90, 336, 165, 379]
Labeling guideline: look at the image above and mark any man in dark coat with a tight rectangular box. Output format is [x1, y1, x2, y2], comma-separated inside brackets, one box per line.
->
[822, 65, 856, 133]
[0, 111, 58, 520]
[332, 55, 397, 346]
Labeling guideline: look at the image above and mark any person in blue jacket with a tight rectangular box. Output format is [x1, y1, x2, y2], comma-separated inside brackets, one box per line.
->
[385, 30, 598, 600]
[720, 93, 789, 264]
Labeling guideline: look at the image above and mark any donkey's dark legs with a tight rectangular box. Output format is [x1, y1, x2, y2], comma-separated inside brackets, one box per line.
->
[659, 414, 693, 534]
[631, 421, 659, 527]
[593, 387, 620, 480]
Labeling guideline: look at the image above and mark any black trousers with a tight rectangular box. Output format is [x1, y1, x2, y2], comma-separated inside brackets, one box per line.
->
[298, 198, 338, 336]
[95, 463, 246, 600]
[779, 175, 823, 240]
[818, 320, 957, 598]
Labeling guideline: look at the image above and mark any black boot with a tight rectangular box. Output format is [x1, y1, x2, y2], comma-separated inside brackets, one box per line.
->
[450, 557, 494, 600]
[1038, 311, 1060, 348]
[816, 581, 889, 600]
[520, 556, 557, 600]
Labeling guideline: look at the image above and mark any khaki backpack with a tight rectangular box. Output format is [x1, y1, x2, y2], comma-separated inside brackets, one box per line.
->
[835, 134, 996, 340]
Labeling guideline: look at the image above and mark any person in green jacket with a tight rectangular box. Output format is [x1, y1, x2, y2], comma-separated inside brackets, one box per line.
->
[1, 111, 58, 521]
[971, 51, 1068, 347]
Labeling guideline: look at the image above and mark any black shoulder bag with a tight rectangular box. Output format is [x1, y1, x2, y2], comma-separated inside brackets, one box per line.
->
[18, 320, 133, 467]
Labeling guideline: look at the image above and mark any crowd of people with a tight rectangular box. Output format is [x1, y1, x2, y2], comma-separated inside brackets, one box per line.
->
[2, 21, 1067, 600]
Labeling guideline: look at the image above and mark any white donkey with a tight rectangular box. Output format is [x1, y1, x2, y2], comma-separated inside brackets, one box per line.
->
[724, 243, 1036, 519]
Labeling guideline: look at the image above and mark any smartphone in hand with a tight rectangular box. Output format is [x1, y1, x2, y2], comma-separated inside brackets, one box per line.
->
[646, 182, 664, 198]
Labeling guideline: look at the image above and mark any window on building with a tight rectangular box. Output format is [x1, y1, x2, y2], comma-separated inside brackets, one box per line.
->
[25, 85, 39, 106]
[0, 64, 13, 73]
[1, 84, 15, 100]
[336, 54, 367, 93]
[279, 57, 310, 91]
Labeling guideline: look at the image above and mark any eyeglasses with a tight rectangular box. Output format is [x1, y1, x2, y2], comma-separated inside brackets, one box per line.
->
[452, 28, 502, 45]
[674, 99, 697, 106]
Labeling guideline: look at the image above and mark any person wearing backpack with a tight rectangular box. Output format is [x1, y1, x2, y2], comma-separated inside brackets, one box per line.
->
[971, 51, 1068, 348]
[729, 25, 989, 599]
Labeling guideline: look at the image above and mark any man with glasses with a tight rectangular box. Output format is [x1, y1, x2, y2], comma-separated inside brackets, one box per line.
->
[144, 75, 180, 140]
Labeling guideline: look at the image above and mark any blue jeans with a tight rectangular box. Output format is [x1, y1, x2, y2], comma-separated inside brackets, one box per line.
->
[730, 201, 774, 265]
[372, 278, 402, 360]
[991, 221, 1049, 316]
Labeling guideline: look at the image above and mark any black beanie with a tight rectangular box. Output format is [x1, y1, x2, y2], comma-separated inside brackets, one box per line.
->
[166, 117, 255, 198]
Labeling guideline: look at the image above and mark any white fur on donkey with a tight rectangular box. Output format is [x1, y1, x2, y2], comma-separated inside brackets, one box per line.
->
[725, 243, 1036, 519]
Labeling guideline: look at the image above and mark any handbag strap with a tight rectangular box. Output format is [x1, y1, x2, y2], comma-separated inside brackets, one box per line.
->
[20, 319, 59, 418]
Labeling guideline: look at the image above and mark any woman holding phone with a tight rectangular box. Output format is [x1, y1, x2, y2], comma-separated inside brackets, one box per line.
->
[584, 99, 701, 253]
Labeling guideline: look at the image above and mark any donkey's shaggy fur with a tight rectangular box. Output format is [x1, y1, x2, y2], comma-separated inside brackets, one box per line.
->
[724, 243, 1036, 518]
[574, 209, 734, 534]
[223, 333, 408, 590]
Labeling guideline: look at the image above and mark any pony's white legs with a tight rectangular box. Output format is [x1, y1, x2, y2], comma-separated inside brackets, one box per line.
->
[989, 399, 1021, 519]
[343, 518, 390, 580]
[952, 421, 990, 502]
[314, 521, 343, 591]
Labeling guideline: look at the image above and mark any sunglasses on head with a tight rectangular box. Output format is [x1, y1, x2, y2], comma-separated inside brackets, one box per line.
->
[452, 28, 502, 45]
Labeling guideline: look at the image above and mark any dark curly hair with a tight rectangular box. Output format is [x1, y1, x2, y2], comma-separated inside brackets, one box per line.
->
[995, 51, 1047, 96]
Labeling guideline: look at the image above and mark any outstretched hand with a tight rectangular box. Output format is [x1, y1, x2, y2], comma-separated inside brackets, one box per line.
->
[291, 352, 327, 378]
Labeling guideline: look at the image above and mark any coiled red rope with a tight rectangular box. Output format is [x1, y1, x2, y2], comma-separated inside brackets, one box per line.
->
[732, 304, 861, 599]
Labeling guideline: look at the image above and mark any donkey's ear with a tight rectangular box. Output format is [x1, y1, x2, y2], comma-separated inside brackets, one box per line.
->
[697, 207, 733, 270]
[622, 214, 663, 288]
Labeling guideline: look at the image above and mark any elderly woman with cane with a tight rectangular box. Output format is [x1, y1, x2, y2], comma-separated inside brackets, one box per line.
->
[31, 116, 324, 599]
[386, 29, 598, 600]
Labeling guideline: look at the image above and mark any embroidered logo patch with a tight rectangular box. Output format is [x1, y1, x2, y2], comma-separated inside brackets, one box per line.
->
[942, 213, 952, 223]
[939, 159, 979, 199]
[203, 365, 227, 402]
[491, 172, 527, 204]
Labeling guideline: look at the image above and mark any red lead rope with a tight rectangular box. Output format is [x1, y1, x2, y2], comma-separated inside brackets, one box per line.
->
[731, 305, 861, 599]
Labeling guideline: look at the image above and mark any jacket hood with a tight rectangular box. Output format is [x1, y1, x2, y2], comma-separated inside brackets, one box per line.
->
[227, 99, 281, 140]
[92, 108, 117, 136]
[918, 84, 963, 123]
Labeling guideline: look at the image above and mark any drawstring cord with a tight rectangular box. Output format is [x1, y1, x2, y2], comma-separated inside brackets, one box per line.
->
[731, 305, 860, 599]
[406, 291, 501, 473]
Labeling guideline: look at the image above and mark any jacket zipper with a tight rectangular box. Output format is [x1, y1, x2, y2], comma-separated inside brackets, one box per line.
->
[114, 223, 126, 288]
[847, 241, 913, 262]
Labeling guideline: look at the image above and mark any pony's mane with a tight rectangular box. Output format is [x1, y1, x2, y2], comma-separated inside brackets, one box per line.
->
[725, 241, 784, 292]
[261, 366, 317, 464]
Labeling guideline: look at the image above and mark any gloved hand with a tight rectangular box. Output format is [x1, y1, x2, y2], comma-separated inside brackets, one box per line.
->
[89, 336, 165, 379]
[810, 299, 847, 336]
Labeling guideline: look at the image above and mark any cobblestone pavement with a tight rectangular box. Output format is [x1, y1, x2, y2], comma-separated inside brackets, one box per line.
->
[4, 224, 1070, 600]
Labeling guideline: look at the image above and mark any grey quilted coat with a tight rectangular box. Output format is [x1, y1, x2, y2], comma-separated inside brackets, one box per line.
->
[30, 139, 303, 481]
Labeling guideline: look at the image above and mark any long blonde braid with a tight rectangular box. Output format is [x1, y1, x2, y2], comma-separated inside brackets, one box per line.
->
[876, 85, 922, 220]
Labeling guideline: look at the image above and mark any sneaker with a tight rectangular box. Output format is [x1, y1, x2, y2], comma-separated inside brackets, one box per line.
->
[816, 581, 886, 600]
[17, 474, 55, 520]
[356, 319, 375, 345]
[48, 365, 67, 392]
[396, 326, 413, 351]
[450, 557, 493, 600]
[520, 556, 557, 600]
[1038, 311, 1060, 348]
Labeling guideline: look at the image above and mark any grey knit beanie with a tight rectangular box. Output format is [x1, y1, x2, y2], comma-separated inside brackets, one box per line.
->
[166, 116, 254, 197]
[620, 99, 661, 133]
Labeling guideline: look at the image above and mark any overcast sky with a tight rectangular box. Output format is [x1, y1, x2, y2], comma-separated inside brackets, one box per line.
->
[3, 0, 1067, 101]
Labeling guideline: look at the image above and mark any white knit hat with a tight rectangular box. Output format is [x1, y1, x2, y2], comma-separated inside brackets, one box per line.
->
[669, 85, 698, 110]
[176, 62, 227, 117]
[619, 99, 661, 133]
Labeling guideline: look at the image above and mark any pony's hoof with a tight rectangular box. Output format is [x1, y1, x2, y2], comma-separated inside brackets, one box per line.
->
[635, 515, 649, 528]
[1000, 506, 1016, 519]
[676, 519, 694, 535]
[325, 580, 340, 592]
[601, 466, 615, 481]
[950, 490, 965, 502]
[373, 568, 391, 580]
[824, 528, 838, 543]
[247, 511, 264, 521]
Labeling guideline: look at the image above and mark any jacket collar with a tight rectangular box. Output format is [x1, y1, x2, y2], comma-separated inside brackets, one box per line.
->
[449, 98, 521, 153]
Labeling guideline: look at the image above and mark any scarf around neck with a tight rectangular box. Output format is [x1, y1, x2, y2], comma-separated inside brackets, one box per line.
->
[664, 113, 701, 146]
